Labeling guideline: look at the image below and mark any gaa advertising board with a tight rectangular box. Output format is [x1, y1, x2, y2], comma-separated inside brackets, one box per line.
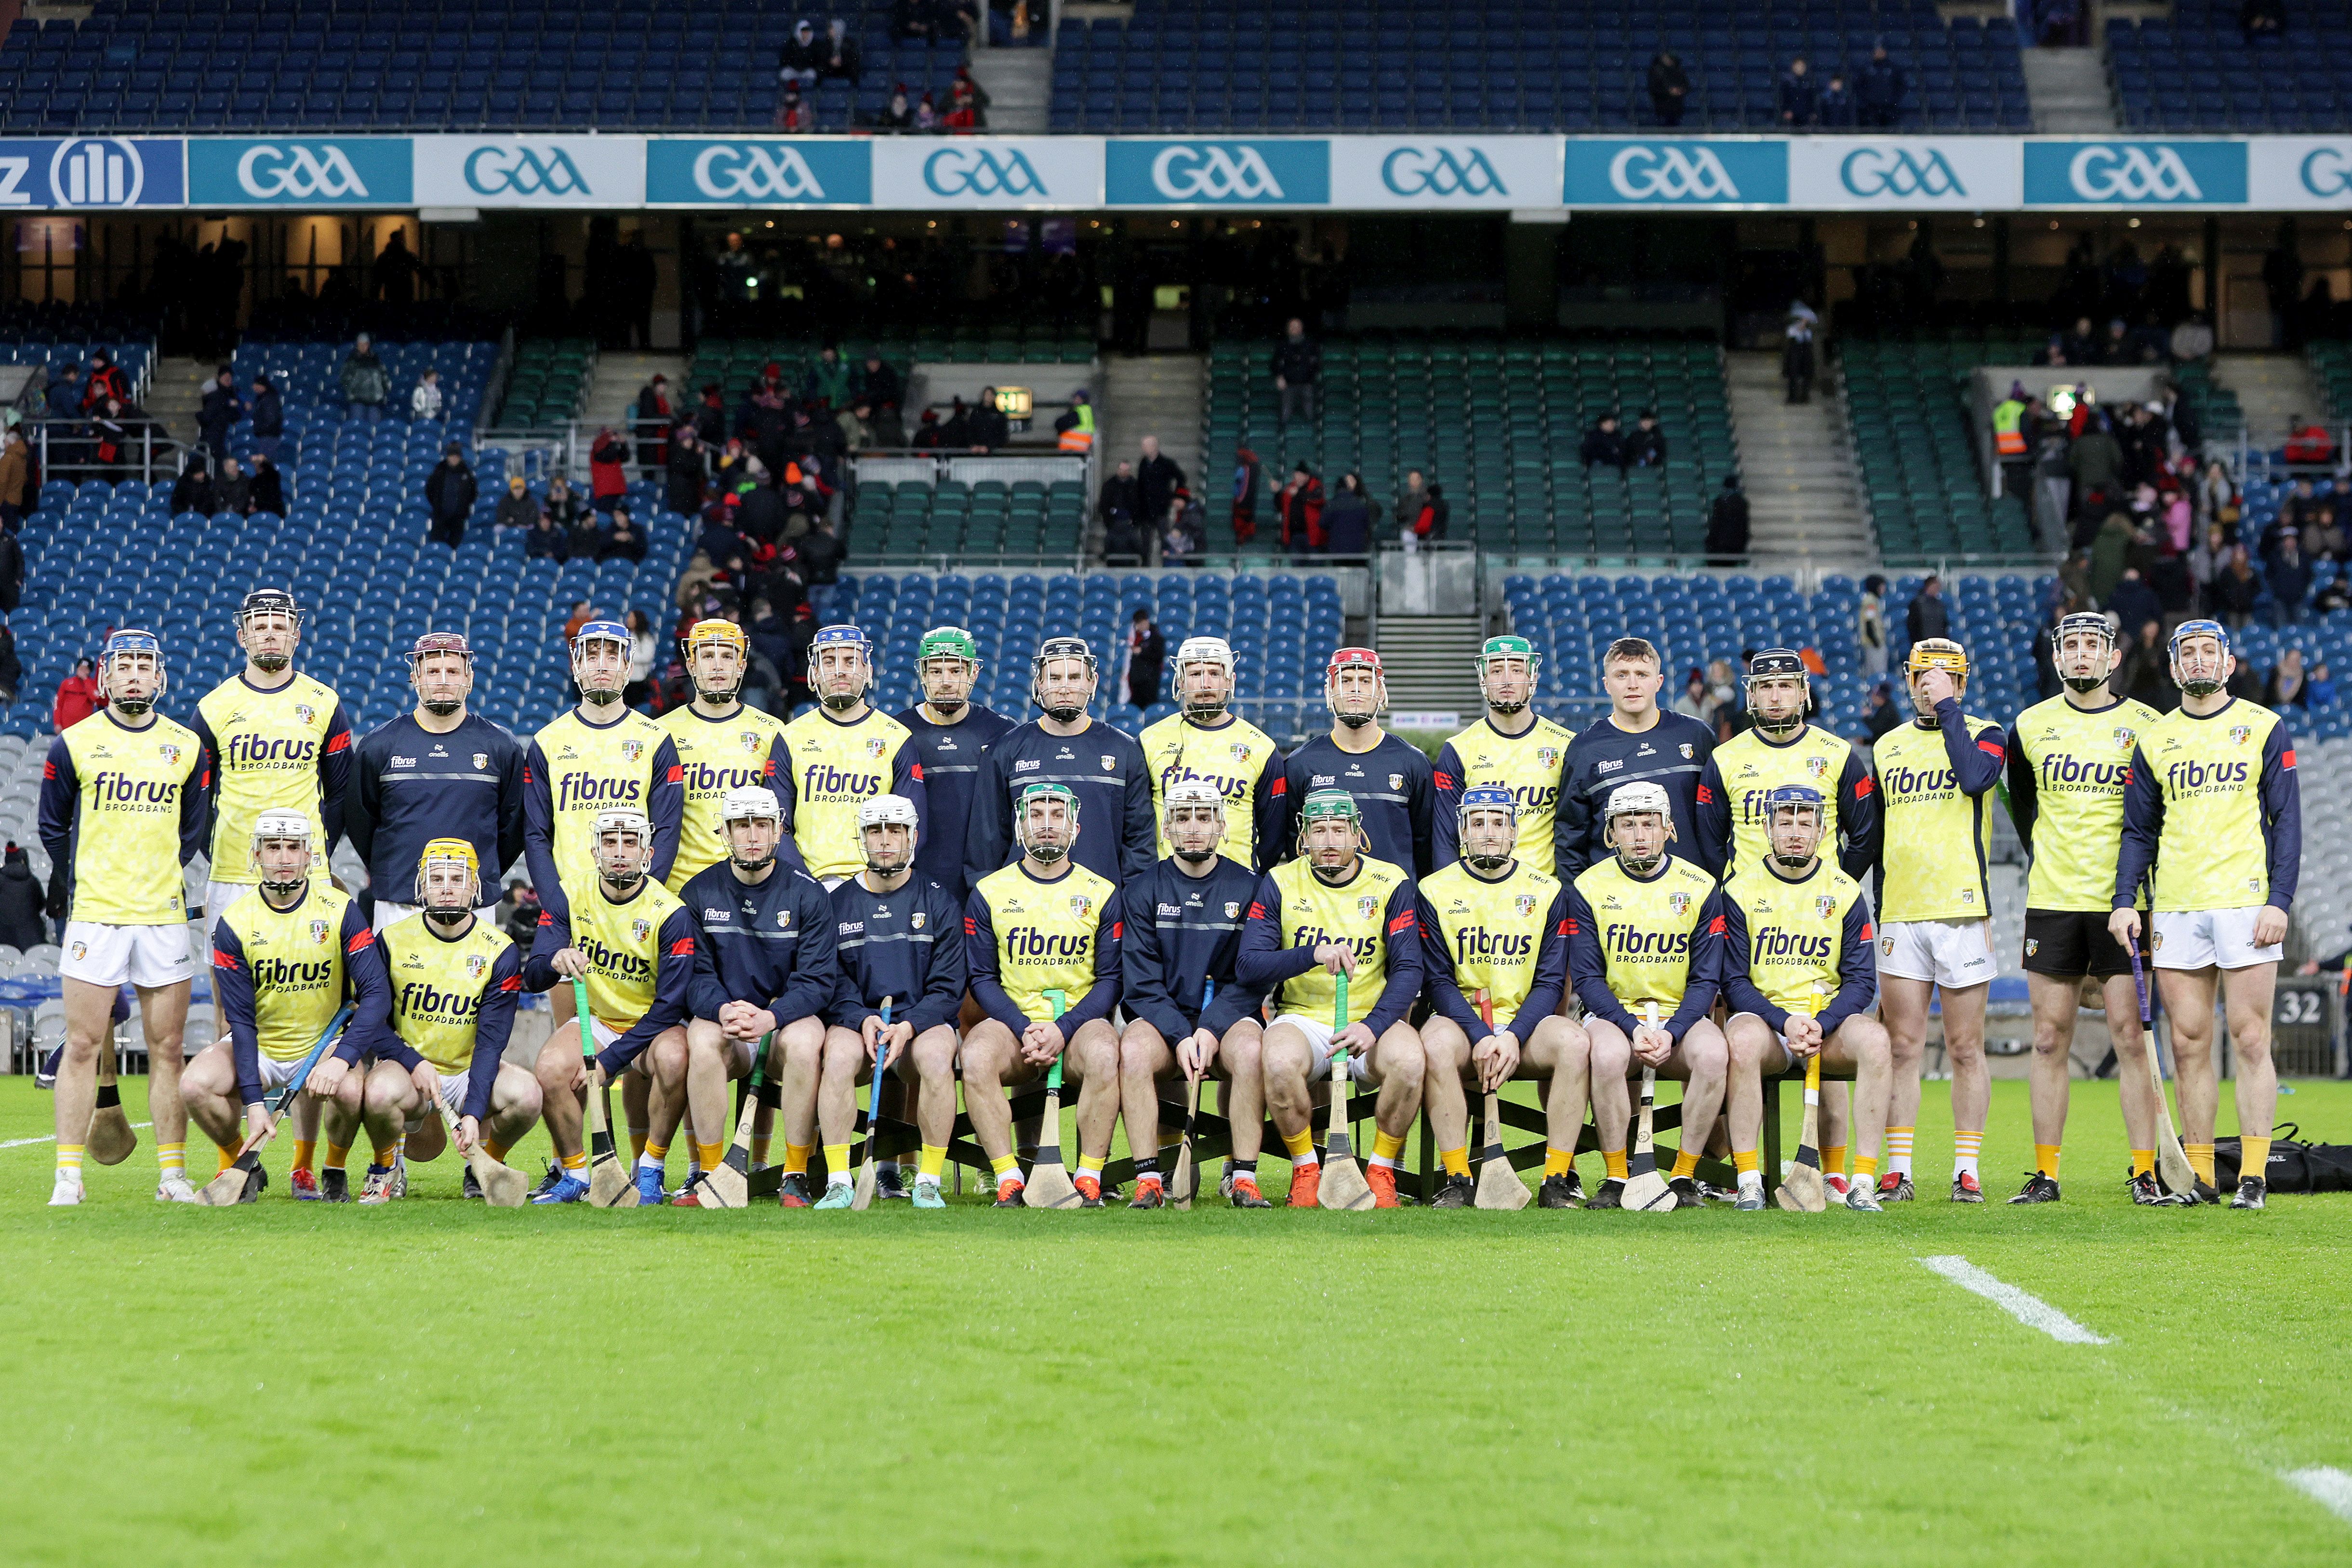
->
[12, 136, 2352, 212]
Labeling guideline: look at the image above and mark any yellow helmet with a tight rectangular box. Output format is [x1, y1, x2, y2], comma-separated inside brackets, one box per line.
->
[682, 618, 748, 659]
[1906, 638, 1968, 683]
[414, 837, 481, 908]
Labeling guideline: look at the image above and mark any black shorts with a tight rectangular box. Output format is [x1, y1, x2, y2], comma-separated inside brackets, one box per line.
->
[2022, 908, 2147, 979]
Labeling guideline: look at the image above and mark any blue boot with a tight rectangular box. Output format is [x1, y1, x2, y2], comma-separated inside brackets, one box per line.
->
[633, 1163, 667, 1207]
[532, 1171, 590, 1205]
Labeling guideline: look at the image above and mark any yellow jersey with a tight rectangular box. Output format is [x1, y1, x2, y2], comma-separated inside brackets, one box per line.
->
[778, 705, 926, 882]
[1139, 711, 1284, 869]
[2116, 699, 2300, 915]
[1698, 721, 1880, 881]
[1719, 858, 1876, 1036]
[211, 882, 389, 1104]
[190, 672, 352, 886]
[658, 702, 791, 892]
[2006, 694, 2163, 912]
[378, 912, 523, 1096]
[524, 707, 684, 919]
[1566, 852, 1723, 1039]
[1415, 858, 1569, 1044]
[524, 874, 699, 1075]
[1872, 704, 2007, 923]
[1434, 715, 1577, 875]
[966, 859, 1121, 1033]
[39, 709, 211, 925]
[1239, 853, 1422, 1033]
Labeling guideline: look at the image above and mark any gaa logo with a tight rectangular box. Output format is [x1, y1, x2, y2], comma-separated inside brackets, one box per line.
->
[1380, 146, 1507, 199]
[1839, 147, 1965, 199]
[2299, 147, 2352, 198]
[2068, 145, 2201, 201]
[237, 143, 369, 200]
[924, 147, 1046, 198]
[1608, 145, 1741, 201]
[692, 144, 827, 201]
[1151, 144, 1283, 200]
[464, 144, 591, 198]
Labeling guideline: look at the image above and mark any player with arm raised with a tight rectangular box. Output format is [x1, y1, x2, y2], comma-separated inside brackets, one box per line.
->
[1140, 637, 1284, 869]
[893, 625, 1014, 911]
[777, 624, 925, 888]
[2111, 619, 2300, 1209]
[1433, 636, 1576, 875]
[1238, 789, 1424, 1209]
[1693, 648, 1881, 883]
[521, 808, 698, 1204]
[660, 619, 805, 894]
[675, 786, 836, 1207]
[38, 630, 213, 1205]
[1276, 648, 1435, 875]
[826, 795, 968, 1208]
[961, 783, 1123, 1206]
[2006, 612, 2168, 1204]
[1566, 783, 1729, 1209]
[1555, 637, 1718, 881]
[1417, 787, 1589, 1208]
[1719, 785, 1891, 1213]
[1116, 782, 1270, 1208]
[1873, 638, 2006, 1203]
[346, 633, 526, 933]
[967, 636, 1155, 892]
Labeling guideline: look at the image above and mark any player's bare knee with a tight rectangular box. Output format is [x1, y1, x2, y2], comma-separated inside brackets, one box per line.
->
[1682, 1028, 1727, 1078]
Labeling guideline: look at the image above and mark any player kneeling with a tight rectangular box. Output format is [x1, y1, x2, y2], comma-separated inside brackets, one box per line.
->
[677, 787, 835, 1207]
[524, 810, 698, 1204]
[1719, 786, 1890, 1213]
[358, 839, 542, 1198]
[964, 783, 1123, 1206]
[1418, 787, 1589, 1208]
[1239, 790, 1425, 1209]
[1116, 782, 1270, 1207]
[1566, 784, 1728, 1210]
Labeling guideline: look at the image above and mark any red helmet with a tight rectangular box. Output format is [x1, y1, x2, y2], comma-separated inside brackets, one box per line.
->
[1326, 647, 1382, 675]
[407, 632, 474, 664]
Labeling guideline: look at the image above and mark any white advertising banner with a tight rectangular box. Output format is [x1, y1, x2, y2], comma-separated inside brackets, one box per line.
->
[1327, 136, 1560, 210]
[412, 135, 646, 208]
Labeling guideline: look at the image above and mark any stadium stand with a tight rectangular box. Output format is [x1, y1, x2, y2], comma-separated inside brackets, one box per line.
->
[1840, 334, 2037, 561]
[0, 0, 966, 134]
[0, 341, 152, 405]
[492, 338, 596, 433]
[2110, 3, 2352, 133]
[690, 332, 1087, 407]
[1203, 336, 1736, 560]
[853, 479, 1090, 560]
[1052, 0, 2024, 134]
[2304, 341, 2352, 433]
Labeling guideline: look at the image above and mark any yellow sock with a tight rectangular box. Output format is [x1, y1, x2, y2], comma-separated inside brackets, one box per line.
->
[368, 1137, 398, 1170]
[1854, 1153, 1878, 1181]
[1078, 1154, 1104, 1178]
[156, 1140, 185, 1177]
[694, 1140, 723, 1172]
[1733, 1149, 1759, 1175]
[628, 1128, 648, 1161]
[325, 1142, 351, 1171]
[2131, 1148, 2156, 1177]
[919, 1143, 947, 1182]
[219, 1144, 239, 1174]
[485, 1137, 510, 1162]
[645, 1139, 669, 1164]
[1543, 1146, 1573, 1178]
[2187, 1143, 2216, 1185]
[823, 1142, 850, 1180]
[1441, 1145, 1470, 1177]
[56, 1143, 83, 1174]
[292, 1139, 316, 1173]
[1282, 1127, 1318, 1165]
[990, 1152, 1019, 1180]
[561, 1149, 588, 1171]
[2240, 1136, 2272, 1182]
[1604, 1148, 1629, 1181]
[1671, 1148, 1699, 1180]
[1822, 1143, 1846, 1177]
[784, 1142, 813, 1176]
[1370, 1129, 1406, 1169]
[2034, 1143, 2062, 1178]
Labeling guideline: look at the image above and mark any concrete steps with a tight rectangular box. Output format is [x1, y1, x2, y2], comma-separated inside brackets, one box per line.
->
[1375, 614, 1485, 719]
[968, 46, 1052, 133]
[2021, 45, 2117, 132]
[145, 356, 212, 449]
[1725, 351, 1878, 570]
[1095, 352, 1203, 559]
[2212, 352, 2327, 454]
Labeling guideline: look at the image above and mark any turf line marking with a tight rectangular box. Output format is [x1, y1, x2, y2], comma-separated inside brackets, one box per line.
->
[1917, 1255, 2114, 1345]
[0, 1123, 150, 1150]
[2283, 1468, 2352, 1527]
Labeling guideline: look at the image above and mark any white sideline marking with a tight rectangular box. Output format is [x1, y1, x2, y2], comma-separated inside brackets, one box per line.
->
[2283, 1468, 2352, 1527]
[0, 1122, 150, 1150]
[1918, 1254, 2113, 1344]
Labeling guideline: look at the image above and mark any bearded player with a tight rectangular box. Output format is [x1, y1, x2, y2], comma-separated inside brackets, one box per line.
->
[1873, 638, 2006, 1203]
[894, 625, 1014, 910]
[1417, 786, 1588, 1209]
[1140, 636, 1283, 870]
[661, 619, 802, 894]
[1239, 789, 1424, 1208]
[1567, 783, 1728, 1209]
[777, 624, 925, 888]
[1277, 647, 1435, 875]
[2006, 611, 2167, 1204]
[968, 636, 1155, 891]
[1116, 781, 1271, 1208]
[1434, 636, 1575, 875]
[2113, 619, 2300, 1209]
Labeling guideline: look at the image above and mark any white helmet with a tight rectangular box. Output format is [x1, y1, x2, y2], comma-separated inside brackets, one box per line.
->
[592, 807, 654, 884]
[720, 785, 783, 825]
[856, 794, 920, 831]
[1602, 781, 1675, 873]
[250, 808, 315, 894]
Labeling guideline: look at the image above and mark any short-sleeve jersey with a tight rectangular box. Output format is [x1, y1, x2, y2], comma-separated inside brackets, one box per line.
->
[658, 703, 788, 892]
[196, 671, 345, 885]
[379, 914, 520, 1075]
[1139, 711, 1282, 866]
[1872, 712, 2005, 923]
[1723, 860, 1869, 1019]
[967, 859, 1118, 1023]
[1416, 859, 1560, 1022]
[1257, 853, 1414, 1025]
[1435, 715, 1577, 874]
[50, 712, 208, 924]
[1568, 854, 1720, 1014]
[2009, 694, 2163, 912]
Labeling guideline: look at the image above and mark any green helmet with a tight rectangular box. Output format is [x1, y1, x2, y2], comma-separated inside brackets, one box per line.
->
[917, 625, 980, 665]
[1298, 788, 1360, 824]
[1475, 634, 1539, 674]
[1014, 781, 1079, 862]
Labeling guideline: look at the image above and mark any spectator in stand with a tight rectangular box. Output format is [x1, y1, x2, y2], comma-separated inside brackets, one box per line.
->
[1905, 573, 1949, 643]
[798, 514, 843, 585]
[2189, 521, 2231, 612]
[2284, 414, 2336, 467]
[565, 503, 608, 563]
[1579, 412, 1627, 470]
[2305, 500, 2344, 561]
[1857, 574, 1888, 677]
[775, 82, 811, 130]
[1101, 500, 1144, 570]
[623, 610, 660, 710]
[2266, 646, 2308, 710]
[535, 473, 579, 529]
[82, 350, 129, 411]
[667, 427, 710, 516]
[249, 452, 285, 516]
[691, 384, 726, 445]
[969, 388, 1010, 452]
[2107, 568, 2162, 645]
[1782, 306, 1816, 403]
[837, 396, 873, 452]
[1125, 608, 1165, 710]
[170, 457, 215, 517]
[525, 511, 568, 561]
[2069, 412, 2126, 521]
[2312, 659, 2340, 707]
[45, 363, 82, 425]
[890, 0, 931, 42]
[2268, 527, 2312, 625]
[1817, 71, 1855, 128]
[410, 367, 444, 422]
[1272, 318, 1321, 430]
[1277, 464, 1323, 551]
[944, 70, 987, 130]
[855, 353, 902, 412]
[92, 397, 141, 483]
[714, 437, 755, 492]
[820, 17, 862, 82]
[1394, 469, 1428, 543]
[734, 473, 787, 545]
[339, 333, 389, 423]
[2117, 619, 2172, 710]
[634, 374, 672, 470]
[2242, 0, 2286, 44]
[1857, 41, 1905, 128]
[867, 84, 917, 131]
[213, 456, 251, 516]
[1672, 668, 1712, 724]
[1232, 446, 1265, 545]
[1777, 56, 1819, 127]
[1706, 474, 1749, 565]
[1647, 49, 1689, 126]
[1409, 483, 1449, 547]
[0, 428, 27, 532]
[2214, 543, 2261, 629]
[495, 473, 541, 531]
[1137, 436, 1184, 531]
[914, 93, 939, 132]
[1862, 681, 1906, 743]
[1321, 472, 1375, 557]
[0, 838, 33, 948]
[1098, 458, 1139, 537]
[1624, 408, 1666, 468]
[54, 658, 100, 731]
[779, 17, 825, 86]
[2198, 457, 2239, 532]
[0, 520, 18, 613]
[804, 349, 852, 410]
[588, 427, 630, 514]
[246, 372, 283, 465]
[197, 366, 241, 457]
[1162, 489, 1205, 565]
[425, 442, 477, 549]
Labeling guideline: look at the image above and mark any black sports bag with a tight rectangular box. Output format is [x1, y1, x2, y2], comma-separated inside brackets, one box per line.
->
[2213, 1124, 2352, 1192]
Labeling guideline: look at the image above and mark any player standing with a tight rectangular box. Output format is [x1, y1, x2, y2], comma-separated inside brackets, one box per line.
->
[2005, 612, 2167, 1203]
[38, 630, 213, 1205]
[1434, 636, 1576, 874]
[1566, 783, 1728, 1209]
[345, 632, 526, 931]
[1116, 782, 1270, 1207]
[777, 623, 925, 887]
[1139, 636, 1283, 869]
[1555, 637, 1718, 880]
[1276, 647, 1435, 875]
[1872, 638, 2006, 1203]
[893, 625, 1014, 910]
[2112, 619, 2300, 1209]
[1240, 790, 1425, 1208]
[522, 619, 685, 926]
[1693, 648, 1880, 882]
[1417, 787, 1589, 1208]
[659, 619, 800, 893]
[967, 636, 1155, 891]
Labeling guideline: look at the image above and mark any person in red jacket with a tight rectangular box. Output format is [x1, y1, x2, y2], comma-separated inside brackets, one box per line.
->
[589, 427, 631, 514]
[52, 657, 101, 731]
[1277, 464, 1322, 551]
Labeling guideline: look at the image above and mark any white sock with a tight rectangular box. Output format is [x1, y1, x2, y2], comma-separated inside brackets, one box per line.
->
[827, 1172, 852, 1189]
[1738, 1170, 1764, 1196]
[637, 1153, 663, 1172]
[1890, 1153, 1913, 1178]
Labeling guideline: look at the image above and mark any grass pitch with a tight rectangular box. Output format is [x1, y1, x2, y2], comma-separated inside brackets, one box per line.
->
[5, 1076, 2350, 1567]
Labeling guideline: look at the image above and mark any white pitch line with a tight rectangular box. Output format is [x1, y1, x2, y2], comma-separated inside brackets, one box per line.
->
[1918, 1254, 2114, 1345]
[2283, 1468, 2352, 1527]
[0, 1122, 150, 1151]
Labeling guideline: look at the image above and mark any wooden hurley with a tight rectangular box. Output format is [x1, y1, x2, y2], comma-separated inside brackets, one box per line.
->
[1472, 989, 1530, 1210]
[85, 1028, 138, 1166]
[196, 1006, 353, 1206]
[1318, 971, 1375, 1210]
[1621, 1002, 1677, 1212]
[576, 979, 637, 1209]
[1023, 989, 1081, 1209]
[2129, 941, 2199, 1197]
[438, 1096, 529, 1207]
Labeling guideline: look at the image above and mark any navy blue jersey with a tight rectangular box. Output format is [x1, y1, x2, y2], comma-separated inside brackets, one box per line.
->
[1119, 855, 1267, 1044]
[827, 872, 967, 1036]
[965, 718, 1156, 891]
[680, 860, 840, 1027]
[345, 713, 529, 898]
[1275, 732, 1437, 875]
[894, 702, 1016, 907]
[1555, 711, 1719, 881]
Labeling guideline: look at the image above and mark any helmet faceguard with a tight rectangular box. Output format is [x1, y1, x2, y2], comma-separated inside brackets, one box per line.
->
[855, 792, 919, 876]
[1014, 782, 1078, 864]
[1743, 649, 1809, 738]
[1456, 784, 1518, 873]
[1030, 637, 1096, 724]
[1764, 784, 1826, 869]
[250, 807, 315, 898]
[811, 624, 873, 712]
[1163, 780, 1226, 864]
[1475, 635, 1539, 717]
[1601, 781, 1675, 876]
[414, 836, 481, 926]
[1174, 637, 1236, 722]
[236, 588, 302, 673]
[1297, 787, 1365, 883]
[720, 785, 784, 875]
[916, 626, 981, 716]
[1325, 647, 1386, 730]
[682, 618, 749, 705]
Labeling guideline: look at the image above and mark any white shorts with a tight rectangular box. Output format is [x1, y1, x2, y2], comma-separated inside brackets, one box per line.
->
[1876, 918, 1997, 989]
[202, 880, 251, 943]
[60, 920, 196, 990]
[402, 1069, 473, 1130]
[251, 1050, 318, 1094]
[1270, 1013, 1376, 1083]
[2152, 907, 2282, 972]
[820, 874, 849, 891]
[372, 900, 501, 934]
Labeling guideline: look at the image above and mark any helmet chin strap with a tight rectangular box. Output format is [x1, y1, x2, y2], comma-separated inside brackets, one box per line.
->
[1333, 709, 1374, 729]
[251, 651, 291, 672]
[422, 696, 463, 715]
[112, 694, 152, 716]
[1311, 858, 1353, 885]
[2061, 673, 2107, 693]
[1773, 849, 1816, 869]
[732, 847, 777, 874]
[1043, 703, 1082, 723]
[426, 904, 472, 928]
[1755, 709, 1802, 737]
[1175, 843, 1217, 864]
[1619, 849, 1661, 876]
